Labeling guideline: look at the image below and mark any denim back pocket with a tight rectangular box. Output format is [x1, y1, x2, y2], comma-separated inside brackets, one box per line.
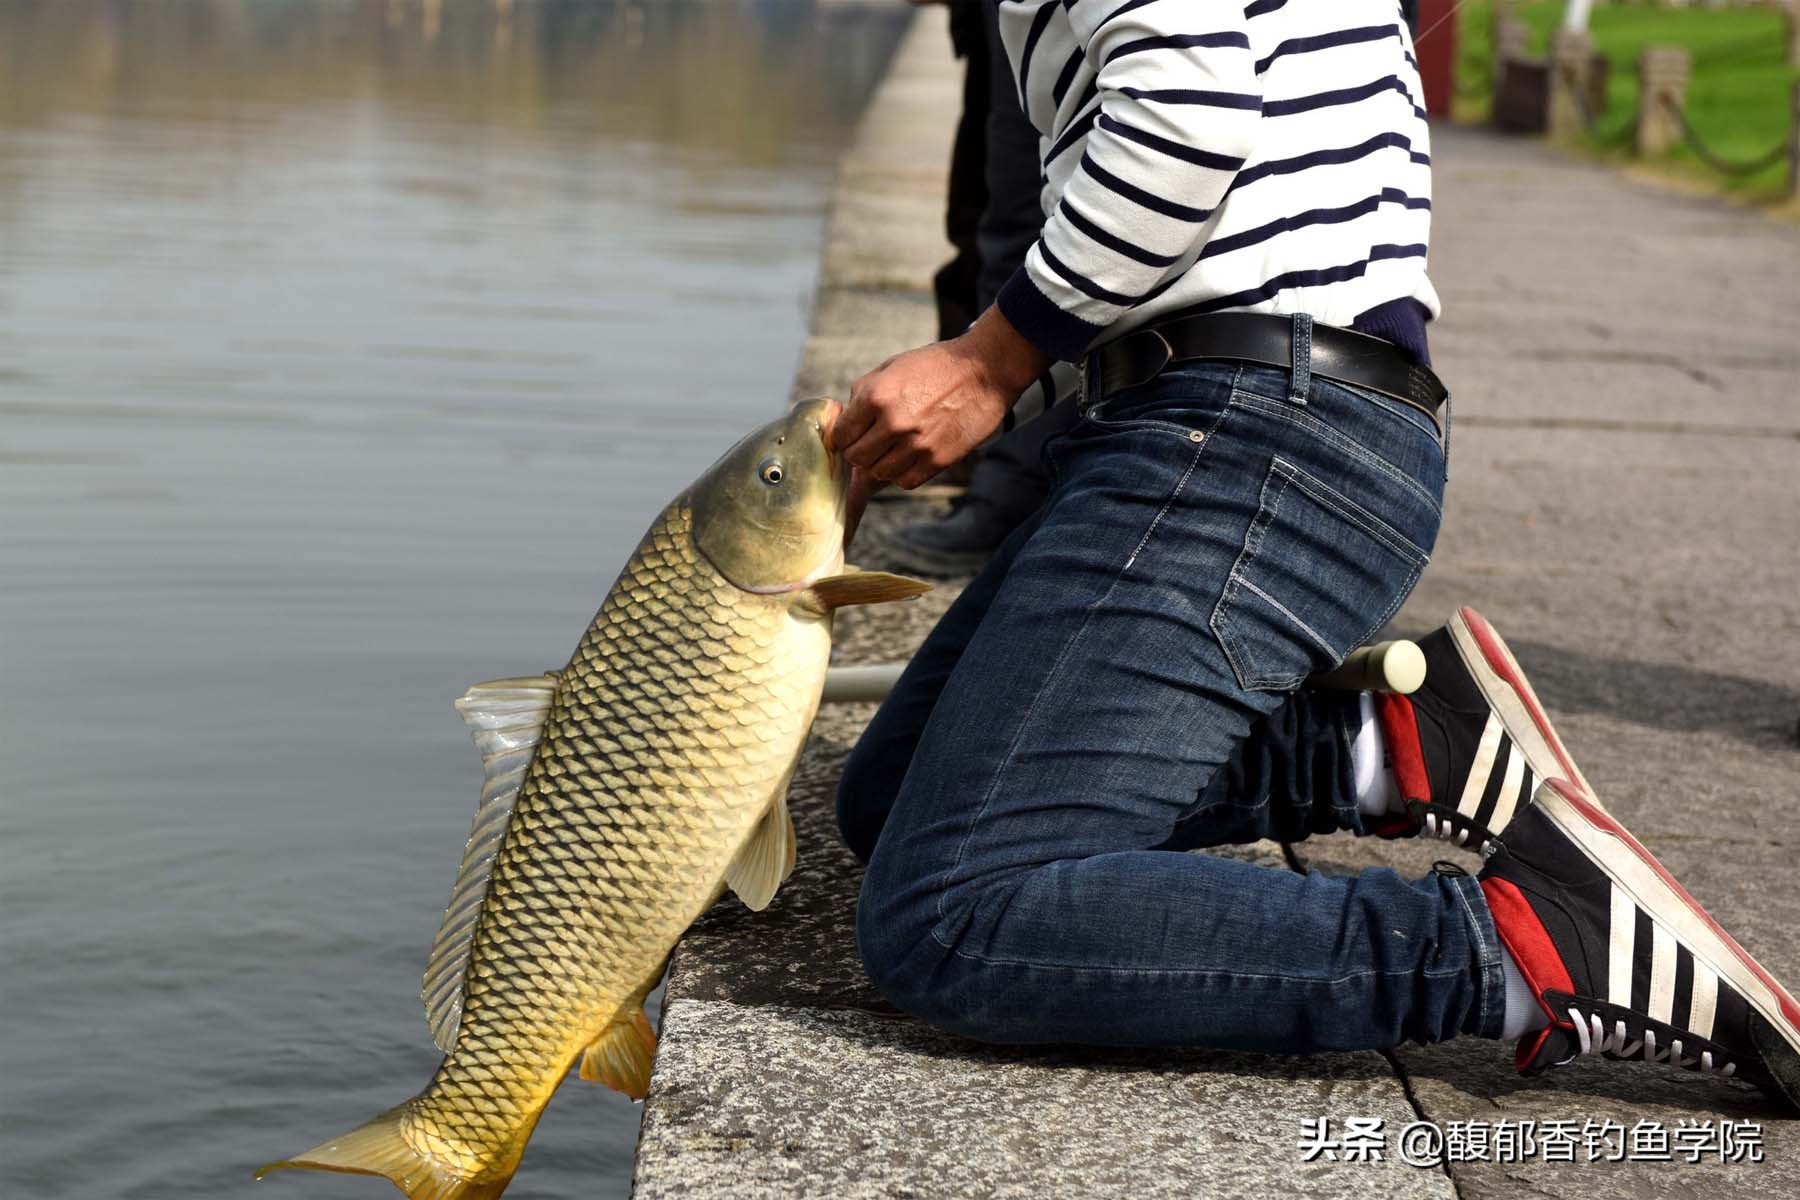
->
[1209, 455, 1432, 692]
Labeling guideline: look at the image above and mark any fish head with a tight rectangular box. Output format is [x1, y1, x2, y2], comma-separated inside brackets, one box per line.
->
[689, 397, 848, 593]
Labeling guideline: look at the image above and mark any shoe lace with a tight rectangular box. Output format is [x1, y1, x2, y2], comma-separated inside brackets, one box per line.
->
[1413, 802, 1501, 858]
[1564, 1005, 1737, 1076]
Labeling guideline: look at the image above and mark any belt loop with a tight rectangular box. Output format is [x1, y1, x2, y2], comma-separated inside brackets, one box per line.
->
[1288, 312, 1313, 404]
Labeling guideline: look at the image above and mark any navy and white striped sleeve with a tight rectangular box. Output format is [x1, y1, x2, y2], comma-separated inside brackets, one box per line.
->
[996, 0, 1262, 362]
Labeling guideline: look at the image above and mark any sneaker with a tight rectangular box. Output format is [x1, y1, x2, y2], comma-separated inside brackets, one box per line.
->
[1479, 778, 1800, 1108]
[1370, 607, 1597, 854]
[883, 496, 1028, 577]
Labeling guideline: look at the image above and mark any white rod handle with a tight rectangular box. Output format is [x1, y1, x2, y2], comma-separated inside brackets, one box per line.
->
[820, 664, 907, 703]
[1306, 640, 1426, 694]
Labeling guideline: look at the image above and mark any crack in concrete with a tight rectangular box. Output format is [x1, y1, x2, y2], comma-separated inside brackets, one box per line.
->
[1382, 1047, 1465, 1198]
[1454, 414, 1800, 440]
[1517, 348, 1799, 374]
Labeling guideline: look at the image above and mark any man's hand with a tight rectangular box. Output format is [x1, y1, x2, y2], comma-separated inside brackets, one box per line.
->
[834, 305, 1052, 491]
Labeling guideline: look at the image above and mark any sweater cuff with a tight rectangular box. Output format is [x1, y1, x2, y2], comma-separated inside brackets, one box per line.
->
[996, 263, 1109, 365]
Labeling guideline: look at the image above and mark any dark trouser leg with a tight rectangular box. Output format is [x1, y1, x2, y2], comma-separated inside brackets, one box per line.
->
[960, 0, 1065, 521]
[930, 0, 989, 342]
[973, 0, 1044, 314]
[964, 396, 1082, 525]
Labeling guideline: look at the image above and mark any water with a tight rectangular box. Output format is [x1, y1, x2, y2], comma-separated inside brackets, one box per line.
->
[0, 2, 905, 1196]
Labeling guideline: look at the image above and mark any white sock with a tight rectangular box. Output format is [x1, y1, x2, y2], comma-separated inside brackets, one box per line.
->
[1500, 946, 1551, 1039]
[1351, 691, 1405, 817]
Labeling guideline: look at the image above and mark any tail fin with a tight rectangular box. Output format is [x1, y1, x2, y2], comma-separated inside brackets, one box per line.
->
[255, 1105, 514, 1200]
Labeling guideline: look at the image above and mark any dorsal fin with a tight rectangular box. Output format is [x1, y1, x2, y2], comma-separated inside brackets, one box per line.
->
[421, 673, 559, 1052]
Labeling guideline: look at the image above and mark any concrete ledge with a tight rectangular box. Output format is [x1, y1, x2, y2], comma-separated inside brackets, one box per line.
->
[636, 1001, 1452, 1200]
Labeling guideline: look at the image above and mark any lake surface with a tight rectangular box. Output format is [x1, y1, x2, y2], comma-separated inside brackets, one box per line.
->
[0, 2, 905, 1196]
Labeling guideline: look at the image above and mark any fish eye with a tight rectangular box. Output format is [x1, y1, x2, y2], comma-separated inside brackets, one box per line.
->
[758, 458, 785, 486]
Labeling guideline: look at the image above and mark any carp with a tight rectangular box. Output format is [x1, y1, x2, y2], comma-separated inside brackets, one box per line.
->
[258, 397, 927, 1198]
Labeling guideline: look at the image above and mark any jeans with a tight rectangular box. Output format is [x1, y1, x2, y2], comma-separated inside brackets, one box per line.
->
[837, 324, 1507, 1051]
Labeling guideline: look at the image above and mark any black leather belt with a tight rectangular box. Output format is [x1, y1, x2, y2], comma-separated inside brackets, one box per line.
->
[1081, 310, 1448, 430]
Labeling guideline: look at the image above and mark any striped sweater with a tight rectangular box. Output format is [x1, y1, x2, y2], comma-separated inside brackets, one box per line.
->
[991, 0, 1439, 366]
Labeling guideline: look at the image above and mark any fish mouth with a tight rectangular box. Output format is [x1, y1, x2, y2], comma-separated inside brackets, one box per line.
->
[815, 398, 843, 479]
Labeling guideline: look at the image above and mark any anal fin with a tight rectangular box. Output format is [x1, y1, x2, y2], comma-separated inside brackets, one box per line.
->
[579, 1007, 657, 1100]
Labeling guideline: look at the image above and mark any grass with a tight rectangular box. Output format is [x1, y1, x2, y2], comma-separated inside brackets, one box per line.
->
[1451, 1, 1797, 202]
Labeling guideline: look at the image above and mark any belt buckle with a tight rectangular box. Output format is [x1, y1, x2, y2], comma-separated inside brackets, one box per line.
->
[1138, 327, 1175, 389]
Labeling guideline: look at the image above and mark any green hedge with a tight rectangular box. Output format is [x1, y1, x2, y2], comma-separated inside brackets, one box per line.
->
[1453, 2, 1795, 200]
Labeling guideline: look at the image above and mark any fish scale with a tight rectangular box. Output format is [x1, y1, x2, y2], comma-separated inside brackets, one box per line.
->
[394, 501, 827, 1182]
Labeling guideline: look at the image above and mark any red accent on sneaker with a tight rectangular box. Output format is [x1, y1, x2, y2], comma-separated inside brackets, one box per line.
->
[1480, 875, 1574, 1070]
[1514, 1024, 1558, 1072]
[1481, 877, 1574, 994]
[1458, 606, 1584, 791]
[1545, 779, 1800, 1033]
[1373, 691, 1431, 805]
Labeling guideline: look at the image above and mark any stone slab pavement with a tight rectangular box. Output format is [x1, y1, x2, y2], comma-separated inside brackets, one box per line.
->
[634, 9, 1800, 1197]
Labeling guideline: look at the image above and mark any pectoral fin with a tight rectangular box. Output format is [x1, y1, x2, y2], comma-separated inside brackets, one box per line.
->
[797, 571, 931, 615]
[579, 1007, 657, 1100]
[723, 792, 796, 912]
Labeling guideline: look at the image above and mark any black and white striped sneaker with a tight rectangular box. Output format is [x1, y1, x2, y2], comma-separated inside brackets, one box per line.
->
[1370, 607, 1595, 854]
[1479, 778, 1800, 1108]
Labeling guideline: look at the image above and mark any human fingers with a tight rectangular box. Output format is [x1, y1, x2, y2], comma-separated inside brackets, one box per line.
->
[834, 382, 879, 456]
[866, 440, 923, 487]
